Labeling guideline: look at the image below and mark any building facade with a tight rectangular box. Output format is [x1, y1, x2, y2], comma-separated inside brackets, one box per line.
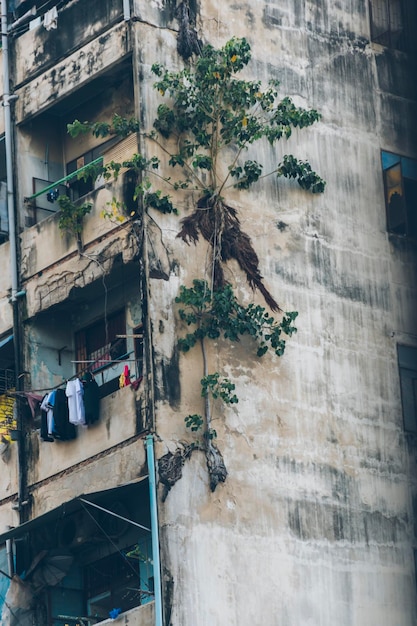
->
[0, 1, 416, 625]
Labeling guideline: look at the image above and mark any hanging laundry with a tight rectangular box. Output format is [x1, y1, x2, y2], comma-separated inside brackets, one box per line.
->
[66, 379, 85, 426]
[81, 372, 100, 425]
[52, 388, 76, 440]
[24, 392, 43, 419]
[43, 6, 58, 31]
[119, 365, 131, 388]
[40, 392, 55, 441]
[131, 376, 143, 391]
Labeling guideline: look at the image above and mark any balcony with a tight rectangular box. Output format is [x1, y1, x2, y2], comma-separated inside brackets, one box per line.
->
[12, 0, 126, 89]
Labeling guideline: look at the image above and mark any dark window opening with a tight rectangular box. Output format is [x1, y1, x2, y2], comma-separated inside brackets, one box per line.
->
[382, 151, 417, 239]
[398, 345, 417, 433]
[123, 169, 139, 217]
[85, 539, 153, 620]
[66, 136, 120, 201]
[369, 0, 409, 51]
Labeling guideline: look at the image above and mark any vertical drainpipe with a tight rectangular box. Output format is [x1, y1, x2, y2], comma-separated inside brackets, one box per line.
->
[146, 434, 163, 626]
[6, 538, 13, 577]
[123, 0, 131, 21]
[1, 0, 26, 520]
[1, 0, 17, 301]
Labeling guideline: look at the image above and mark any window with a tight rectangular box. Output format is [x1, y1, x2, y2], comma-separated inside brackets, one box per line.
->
[75, 310, 128, 396]
[85, 538, 153, 620]
[20, 60, 135, 226]
[398, 345, 417, 433]
[382, 151, 417, 238]
[66, 136, 120, 201]
[369, 0, 407, 50]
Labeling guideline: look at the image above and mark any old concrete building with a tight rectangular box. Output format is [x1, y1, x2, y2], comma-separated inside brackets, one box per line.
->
[0, 0, 416, 624]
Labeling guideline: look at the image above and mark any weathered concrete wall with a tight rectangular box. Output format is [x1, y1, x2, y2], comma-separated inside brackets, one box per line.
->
[27, 385, 142, 487]
[129, 2, 417, 626]
[95, 603, 154, 626]
[0, 442, 18, 515]
[29, 436, 147, 518]
[0, 431, 147, 537]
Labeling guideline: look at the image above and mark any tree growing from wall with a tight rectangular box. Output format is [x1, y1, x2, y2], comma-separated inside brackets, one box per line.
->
[65, 37, 325, 493]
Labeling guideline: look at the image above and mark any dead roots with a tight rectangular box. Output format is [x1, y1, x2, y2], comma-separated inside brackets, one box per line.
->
[177, 196, 280, 311]
[158, 440, 227, 497]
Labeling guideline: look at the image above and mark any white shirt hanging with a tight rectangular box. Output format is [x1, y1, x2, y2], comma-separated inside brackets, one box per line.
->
[66, 379, 85, 426]
[44, 7, 58, 31]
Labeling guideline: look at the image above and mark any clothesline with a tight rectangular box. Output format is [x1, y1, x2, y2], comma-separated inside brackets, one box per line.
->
[6, 360, 139, 396]
[71, 359, 138, 364]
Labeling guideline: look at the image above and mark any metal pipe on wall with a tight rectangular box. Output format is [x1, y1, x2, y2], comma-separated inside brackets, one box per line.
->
[123, 0, 131, 21]
[1, 0, 27, 520]
[1, 0, 18, 301]
[5, 538, 13, 577]
[146, 434, 163, 626]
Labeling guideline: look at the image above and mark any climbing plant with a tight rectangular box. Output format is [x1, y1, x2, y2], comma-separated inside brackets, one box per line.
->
[65, 37, 325, 492]
[57, 195, 92, 254]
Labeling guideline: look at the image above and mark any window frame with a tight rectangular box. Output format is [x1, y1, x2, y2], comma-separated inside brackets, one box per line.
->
[398, 345, 417, 434]
[74, 310, 128, 397]
[382, 150, 417, 239]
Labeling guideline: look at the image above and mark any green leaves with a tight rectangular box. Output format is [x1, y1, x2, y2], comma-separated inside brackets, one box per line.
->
[176, 280, 298, 358]
[67, 37, 325, 238]
[278, 155, 326, 193]
[150, 37, 325, 199]
[144, 190, 177, 214]
[57, 196, 92, 237]
[178, 282, 297, 435]
[67, 114, 139, 139]
[201, 373, 238, 404]
[230, 160, 263, 190]
[185, 414, 204, 432]
[184, 373, 237, 435]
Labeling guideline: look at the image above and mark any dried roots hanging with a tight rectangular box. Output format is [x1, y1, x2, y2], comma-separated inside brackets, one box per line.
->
[176, 1, 201, 60]
[177, 195, 280, 311]
[205, 441, 228, 491]
[158, 444, 196, 501]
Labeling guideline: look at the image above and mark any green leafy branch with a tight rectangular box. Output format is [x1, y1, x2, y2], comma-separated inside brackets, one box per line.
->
[184, 373, 238, 437]
[201, 373, 238, 404]
[67, 114, 140, 139]
[57, 195, 92, 252]
[176, 279, 298, 358]
[150, 37, 325, 196]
